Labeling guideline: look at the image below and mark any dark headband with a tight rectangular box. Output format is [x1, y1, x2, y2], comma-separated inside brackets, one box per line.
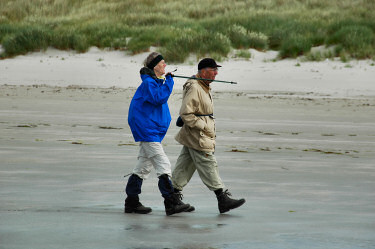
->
[147, 55, 164, 69]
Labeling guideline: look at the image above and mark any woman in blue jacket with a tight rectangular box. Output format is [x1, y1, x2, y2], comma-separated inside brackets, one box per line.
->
[125, 52, 192, 216]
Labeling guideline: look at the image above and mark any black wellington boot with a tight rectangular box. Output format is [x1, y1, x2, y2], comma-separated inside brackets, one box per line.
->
[216, 189, 245, 214]
[124, 195, 152, 214]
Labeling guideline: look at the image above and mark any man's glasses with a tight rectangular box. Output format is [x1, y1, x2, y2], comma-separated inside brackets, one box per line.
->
[206, 68, 218, 72]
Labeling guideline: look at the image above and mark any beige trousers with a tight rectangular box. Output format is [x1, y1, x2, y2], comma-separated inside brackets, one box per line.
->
[133, 142, 171, 179]
[172, 145, 224, 191]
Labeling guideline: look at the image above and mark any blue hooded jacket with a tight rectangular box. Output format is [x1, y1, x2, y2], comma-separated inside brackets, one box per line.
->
[128, 67, 174, 142]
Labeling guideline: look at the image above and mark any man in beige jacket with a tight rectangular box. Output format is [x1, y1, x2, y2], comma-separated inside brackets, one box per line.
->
[172, 58, 245, 214]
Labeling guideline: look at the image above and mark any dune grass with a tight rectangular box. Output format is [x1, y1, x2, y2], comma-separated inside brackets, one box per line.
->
[0, 0, 374, 62]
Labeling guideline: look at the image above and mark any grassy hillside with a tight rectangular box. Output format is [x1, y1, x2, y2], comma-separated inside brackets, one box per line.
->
[0, 0, 374, 62]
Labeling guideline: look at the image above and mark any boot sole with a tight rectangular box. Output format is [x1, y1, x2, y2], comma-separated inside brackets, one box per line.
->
[125, 208, 152, 214]
[166, 204, 191, 216]
[184, 206, 195, 212]
[219, 199, 245, 214]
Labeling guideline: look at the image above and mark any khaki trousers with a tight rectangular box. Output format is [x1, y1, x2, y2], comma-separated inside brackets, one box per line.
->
[172, 146, 224, 191]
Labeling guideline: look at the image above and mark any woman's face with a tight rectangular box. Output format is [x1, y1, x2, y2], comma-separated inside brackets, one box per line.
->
[153, 59, 166, 77]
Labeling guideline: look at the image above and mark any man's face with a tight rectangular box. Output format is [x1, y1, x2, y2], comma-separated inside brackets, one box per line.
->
[201, 67, 218, 83]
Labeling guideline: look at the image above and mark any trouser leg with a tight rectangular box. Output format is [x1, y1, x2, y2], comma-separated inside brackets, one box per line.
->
[128, 142, 173, 197]
[131, 143, 154, 180]
[186, 148, 245, 213]
[188, 148, 225, 191]
[140, 142, 172, 177]
[172, 146, 196, 191]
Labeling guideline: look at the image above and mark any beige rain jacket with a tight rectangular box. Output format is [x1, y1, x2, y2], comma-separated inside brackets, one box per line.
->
[175, 77, 216, 152]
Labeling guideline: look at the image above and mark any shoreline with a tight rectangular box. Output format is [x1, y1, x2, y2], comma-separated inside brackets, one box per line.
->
[2, 83, 374, 100]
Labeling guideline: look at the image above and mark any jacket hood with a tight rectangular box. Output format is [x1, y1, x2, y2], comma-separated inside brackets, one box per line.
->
[140, 67, 157, 79]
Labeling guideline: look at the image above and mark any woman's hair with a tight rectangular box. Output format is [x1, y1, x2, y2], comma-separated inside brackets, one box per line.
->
[144, 52, 162, 67]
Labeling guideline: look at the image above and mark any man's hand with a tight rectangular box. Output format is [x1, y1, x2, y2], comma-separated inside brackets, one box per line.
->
[204, 126, 215, 138]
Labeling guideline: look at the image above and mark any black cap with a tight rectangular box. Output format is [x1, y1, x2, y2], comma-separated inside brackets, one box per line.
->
[198, 58, 222, 70]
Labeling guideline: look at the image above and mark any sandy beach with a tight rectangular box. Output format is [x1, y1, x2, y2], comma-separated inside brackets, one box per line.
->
[1, 46, 375, 96]
[1, 48, 375, 249]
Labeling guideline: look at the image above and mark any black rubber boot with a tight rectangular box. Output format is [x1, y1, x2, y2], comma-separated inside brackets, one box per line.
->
[124, 195, 152, 214]
[215, 189, 245, 214]
[158, 174, 191, 216]
[174, 190, 195, 212]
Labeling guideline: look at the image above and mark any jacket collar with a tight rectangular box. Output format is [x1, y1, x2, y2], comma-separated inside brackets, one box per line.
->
[140, 67, 157, 79]
[196, 74, 211, 93]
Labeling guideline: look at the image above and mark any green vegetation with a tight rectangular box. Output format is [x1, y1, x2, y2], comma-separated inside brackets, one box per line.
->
[234, 50, 252, 60]
[0, 0, 374, 62]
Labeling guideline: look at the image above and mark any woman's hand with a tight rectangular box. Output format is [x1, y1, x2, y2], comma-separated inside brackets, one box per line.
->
[165, 72, 174, 77]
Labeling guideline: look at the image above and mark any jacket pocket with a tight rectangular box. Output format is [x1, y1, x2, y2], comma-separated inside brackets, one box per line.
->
[198, 131, 215, 150]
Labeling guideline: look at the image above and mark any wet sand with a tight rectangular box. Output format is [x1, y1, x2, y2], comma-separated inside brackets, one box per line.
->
[1, 85, 374, 248]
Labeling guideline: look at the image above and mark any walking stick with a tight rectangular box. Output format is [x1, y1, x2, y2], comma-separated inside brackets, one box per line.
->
[172, 75, 237, 85]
